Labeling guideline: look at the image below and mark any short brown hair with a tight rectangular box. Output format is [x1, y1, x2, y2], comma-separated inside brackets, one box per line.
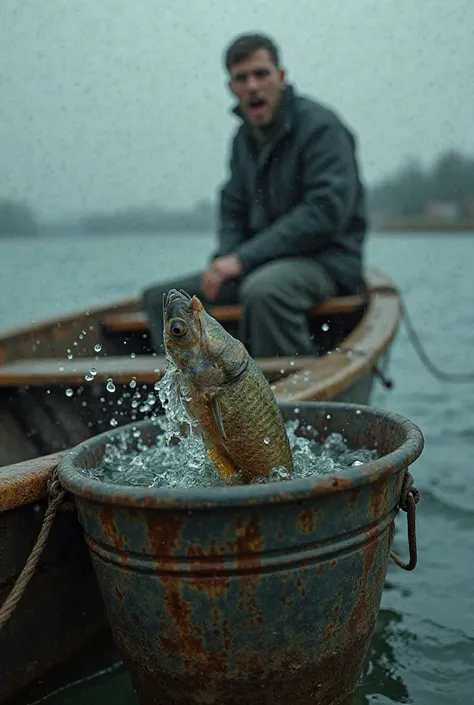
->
[224, 33, 280, 72]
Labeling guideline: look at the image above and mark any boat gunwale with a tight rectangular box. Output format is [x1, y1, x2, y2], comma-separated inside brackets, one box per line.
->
[0, 267, 386, 363]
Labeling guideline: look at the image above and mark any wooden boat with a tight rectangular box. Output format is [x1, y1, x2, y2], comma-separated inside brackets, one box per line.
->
[0, 267, 400, 703]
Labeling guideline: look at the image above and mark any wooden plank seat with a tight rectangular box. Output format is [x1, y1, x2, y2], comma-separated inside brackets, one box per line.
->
[0, 354, 317, 387]
[101, 295, 368, 335]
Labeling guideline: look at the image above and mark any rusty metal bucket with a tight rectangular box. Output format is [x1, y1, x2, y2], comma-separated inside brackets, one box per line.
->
[57, 401, 424, 705]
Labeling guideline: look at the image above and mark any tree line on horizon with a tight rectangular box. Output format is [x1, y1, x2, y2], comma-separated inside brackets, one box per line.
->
[368, 149, 474, 221]
[2, 148, 474, 236]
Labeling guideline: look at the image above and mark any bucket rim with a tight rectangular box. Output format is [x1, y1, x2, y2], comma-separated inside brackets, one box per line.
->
[57, 401, 424, 509]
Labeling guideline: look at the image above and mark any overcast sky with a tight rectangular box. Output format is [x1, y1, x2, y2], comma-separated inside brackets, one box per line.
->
[2, 0, 473, 220]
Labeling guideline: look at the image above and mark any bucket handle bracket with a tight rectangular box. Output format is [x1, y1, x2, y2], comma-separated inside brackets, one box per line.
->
[390, 470, 419, 571]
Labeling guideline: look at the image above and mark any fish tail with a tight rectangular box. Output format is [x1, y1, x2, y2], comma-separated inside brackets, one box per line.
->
[207, 445, 239, 482]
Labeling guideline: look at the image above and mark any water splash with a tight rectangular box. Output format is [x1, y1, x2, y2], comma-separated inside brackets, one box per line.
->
[74, 351, 378, 489]
[79, 378, 379, 490]
[106, 379, 116, 393]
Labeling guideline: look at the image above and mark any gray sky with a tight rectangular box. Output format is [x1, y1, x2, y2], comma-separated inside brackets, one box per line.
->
[2, 0, 474, 219]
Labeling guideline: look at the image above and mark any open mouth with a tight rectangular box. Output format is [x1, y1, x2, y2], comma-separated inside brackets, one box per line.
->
[164, 288, 192, 319]
[247, 97, 267, 118]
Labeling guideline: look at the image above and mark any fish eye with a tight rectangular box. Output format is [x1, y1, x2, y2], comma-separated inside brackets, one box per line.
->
[169, 318, 187, 337]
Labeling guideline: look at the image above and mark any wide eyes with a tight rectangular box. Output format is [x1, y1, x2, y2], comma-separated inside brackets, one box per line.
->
[169, 317, 188, 337]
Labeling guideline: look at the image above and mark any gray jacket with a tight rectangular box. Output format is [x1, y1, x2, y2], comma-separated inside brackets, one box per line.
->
[215, 84, 368, 294]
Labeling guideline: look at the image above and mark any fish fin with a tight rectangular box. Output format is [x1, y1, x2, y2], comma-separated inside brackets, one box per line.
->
[191, 295, 203, 311]
[210, 395, 227, 440]
[207, 446, 239, 481]
[191, 295, 203, 319]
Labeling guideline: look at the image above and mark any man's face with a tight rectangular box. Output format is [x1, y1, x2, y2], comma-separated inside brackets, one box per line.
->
[228, 48, 286, 127]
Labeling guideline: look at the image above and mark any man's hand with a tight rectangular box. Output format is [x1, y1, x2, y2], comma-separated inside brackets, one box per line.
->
[202, 254, 244, 301]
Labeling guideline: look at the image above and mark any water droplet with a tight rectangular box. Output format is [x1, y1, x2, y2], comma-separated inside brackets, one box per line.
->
[154, 382, 160, 391]
[321, 322, 329, 332]
[81, 401, 88, 407]
[263, 437, 270, 445]
[130, 352, 136, 359]
[94, 344, 102, 353]
[290, 360, 295, 366]
[355, 409, 362, 415]
[67, 352, 73, 360]
[73, 341, 78, 347]
[294, 407, 300, 414]
[89, 367, 97, 376]
[106, 380, 116, 393]
[85, 373, 94, 382]
[129, 379, 137, 389]
[110, 418, 118, 427]
[326, 414, 331, 420]
[65, 388, 73, 397]
[352, 460, 363, 467]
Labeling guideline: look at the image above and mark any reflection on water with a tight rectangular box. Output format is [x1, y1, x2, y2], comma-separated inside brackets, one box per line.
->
[351, 607, 412, 705]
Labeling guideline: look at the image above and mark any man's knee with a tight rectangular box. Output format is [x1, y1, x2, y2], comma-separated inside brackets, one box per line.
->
[239, 262, 283, 306]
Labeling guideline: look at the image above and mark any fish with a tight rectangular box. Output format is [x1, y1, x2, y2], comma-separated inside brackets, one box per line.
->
[162, 288, 293, 484]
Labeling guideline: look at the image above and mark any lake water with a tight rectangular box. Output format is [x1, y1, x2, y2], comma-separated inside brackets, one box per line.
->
[1, 230, 473, 704]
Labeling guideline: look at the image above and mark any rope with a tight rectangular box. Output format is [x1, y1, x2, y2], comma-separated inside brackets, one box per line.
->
[371, 285, 474, 383]
[0, 467, 74, 632]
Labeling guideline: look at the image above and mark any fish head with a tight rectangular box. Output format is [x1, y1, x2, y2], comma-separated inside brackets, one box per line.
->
[163, 289, 248, 386]
[163, 289, 203, 369]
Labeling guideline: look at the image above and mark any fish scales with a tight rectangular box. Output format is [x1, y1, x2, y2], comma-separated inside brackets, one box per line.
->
[211, 358, 292, 473]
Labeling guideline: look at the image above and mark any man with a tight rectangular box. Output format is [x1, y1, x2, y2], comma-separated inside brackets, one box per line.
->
[142, 33, 367, 358]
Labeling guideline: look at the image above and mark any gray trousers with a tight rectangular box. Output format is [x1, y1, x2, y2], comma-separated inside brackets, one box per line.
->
[142, 257, 338, 358]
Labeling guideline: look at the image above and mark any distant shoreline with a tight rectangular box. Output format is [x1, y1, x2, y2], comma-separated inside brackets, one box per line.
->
[373, 217, 474, 233]
[2, 216, 474, 238]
